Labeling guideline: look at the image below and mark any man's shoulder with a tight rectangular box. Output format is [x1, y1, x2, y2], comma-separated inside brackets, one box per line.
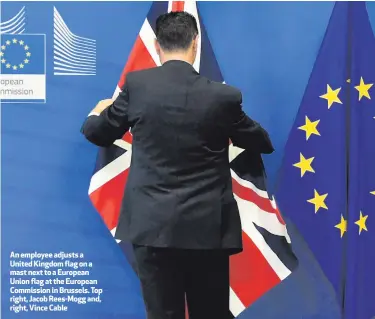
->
[201, 78, 242, 103]
[126, 67, 160, 82]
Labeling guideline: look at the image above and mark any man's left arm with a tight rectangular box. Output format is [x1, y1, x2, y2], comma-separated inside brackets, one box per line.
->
[81, 85, 131, 147]
[227, 90, 274, 154]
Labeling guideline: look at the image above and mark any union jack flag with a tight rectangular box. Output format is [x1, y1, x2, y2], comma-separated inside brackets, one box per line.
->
[88, 1, 298, 317]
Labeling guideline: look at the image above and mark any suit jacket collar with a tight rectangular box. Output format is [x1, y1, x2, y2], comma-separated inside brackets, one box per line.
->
[162, 60, 199, 75]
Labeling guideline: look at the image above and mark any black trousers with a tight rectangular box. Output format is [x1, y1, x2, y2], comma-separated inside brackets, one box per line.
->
[132, 245, 233, 319]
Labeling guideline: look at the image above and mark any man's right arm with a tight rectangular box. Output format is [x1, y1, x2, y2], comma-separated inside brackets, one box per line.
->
[81, 83, 131, 147]
[228, 91, 274, 154]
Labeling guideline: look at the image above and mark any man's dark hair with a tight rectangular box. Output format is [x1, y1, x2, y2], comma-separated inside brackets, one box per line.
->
[155, 11, 198, 51]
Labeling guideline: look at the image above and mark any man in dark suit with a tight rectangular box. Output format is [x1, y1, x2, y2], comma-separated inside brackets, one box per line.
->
[82, 11, 273, 319]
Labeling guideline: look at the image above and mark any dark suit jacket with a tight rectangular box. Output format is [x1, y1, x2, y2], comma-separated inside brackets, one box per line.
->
[81, 60, 273, 254]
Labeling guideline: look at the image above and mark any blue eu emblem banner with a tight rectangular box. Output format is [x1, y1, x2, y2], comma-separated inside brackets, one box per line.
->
[276, 2, 375, 318]
[0, 34, 46, 103]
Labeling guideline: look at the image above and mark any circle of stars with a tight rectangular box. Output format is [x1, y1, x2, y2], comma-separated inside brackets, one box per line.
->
[291, 77, 373, 238]
[0, 38, 31, 71]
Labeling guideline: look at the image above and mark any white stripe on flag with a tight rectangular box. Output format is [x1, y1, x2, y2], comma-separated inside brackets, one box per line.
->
[110, 227, 121, 243]
[112, 85, 121, 99]
[231, 168, 269, 199]
[167, 1, 173, 13]
[229, 287, 246, 317]
[267, 196, 291, 243]
[238, 203, 292, 280]
[234, 193, 290, 240]
[229, 144, 271, 200]
[88, 151, 131, 194]
[113, 139, 132, 151]
[139, 19, 161, 67]
[228, 144, 245, 162]
[229, 145, 292, 243]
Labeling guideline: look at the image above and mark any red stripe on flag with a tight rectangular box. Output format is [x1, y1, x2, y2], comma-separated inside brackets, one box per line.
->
[118, 36, 157, 89]
[232, 177, 286, 225]
[229, 231, 281, 307]
[172, 1, 185, 11]
[122, 131, 133, 144]
[89, 169, 129, 230]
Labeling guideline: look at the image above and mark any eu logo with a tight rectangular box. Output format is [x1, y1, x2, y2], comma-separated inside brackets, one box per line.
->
[0, 34, 46, 103]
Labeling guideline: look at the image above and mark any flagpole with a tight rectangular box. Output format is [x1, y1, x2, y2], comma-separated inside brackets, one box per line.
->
[340, 1, 353, 316]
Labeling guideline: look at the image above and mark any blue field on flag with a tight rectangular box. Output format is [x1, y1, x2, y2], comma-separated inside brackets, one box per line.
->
[276, 2, 375, 318]
[345, 3, 375, 318]
[276, 0, 348, 296]
[0, 34, 45, 75]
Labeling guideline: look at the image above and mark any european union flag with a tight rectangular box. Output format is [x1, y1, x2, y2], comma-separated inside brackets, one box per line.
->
[276, 2, 374, 318]
[0, 34, 45, 75]
[345, 3, 375, 319]
[0, 34, 46, 103]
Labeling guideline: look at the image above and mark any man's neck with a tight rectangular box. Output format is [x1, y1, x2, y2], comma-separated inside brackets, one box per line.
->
[161, 53, 193, 65]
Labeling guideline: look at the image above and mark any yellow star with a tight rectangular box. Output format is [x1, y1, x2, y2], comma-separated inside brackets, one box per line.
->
[19, 40, 24, 45]
[26, 52, 31, 57]
[355, 77, 373, 101]
[1, 45, 5, 50]
[19, 63, 24, 68]
[355, 211, 368, 235]
[12, 65, 18, 70]
[1, 59, 5, 64]
[24, 45, 29, 50]
[347, 79, 351, 83]
[24, 59, 29, 64]
[335, 214, 347, 238]
[371, 191, 375, 195]
[307, 189, 328, 213]
[5, 40, 11, 45]
[12, 38, 18, 43]
[6, 63, 11, 68]
[0, 52, 4, 57]
[298, 116, 320, 140]
[320, 84, 342, 109]
[293, 153, 315, 177]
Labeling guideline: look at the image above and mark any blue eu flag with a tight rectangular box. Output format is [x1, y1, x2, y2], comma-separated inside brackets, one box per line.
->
[345, 2, 375, 319]
[0, 34, 45, 74]
[276, 2, 374, 318]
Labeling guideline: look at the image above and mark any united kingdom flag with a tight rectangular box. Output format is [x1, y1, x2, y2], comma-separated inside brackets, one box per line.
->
[88, 1, 297, 317]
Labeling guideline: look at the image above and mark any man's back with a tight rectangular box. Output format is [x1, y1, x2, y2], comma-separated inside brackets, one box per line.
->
[81, 11, 274, 318]
[119, 60, 242, 251]
[82, 59, 273, 253]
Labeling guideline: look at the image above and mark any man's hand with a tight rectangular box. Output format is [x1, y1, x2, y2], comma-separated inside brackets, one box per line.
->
[91, 99, 114, 115]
